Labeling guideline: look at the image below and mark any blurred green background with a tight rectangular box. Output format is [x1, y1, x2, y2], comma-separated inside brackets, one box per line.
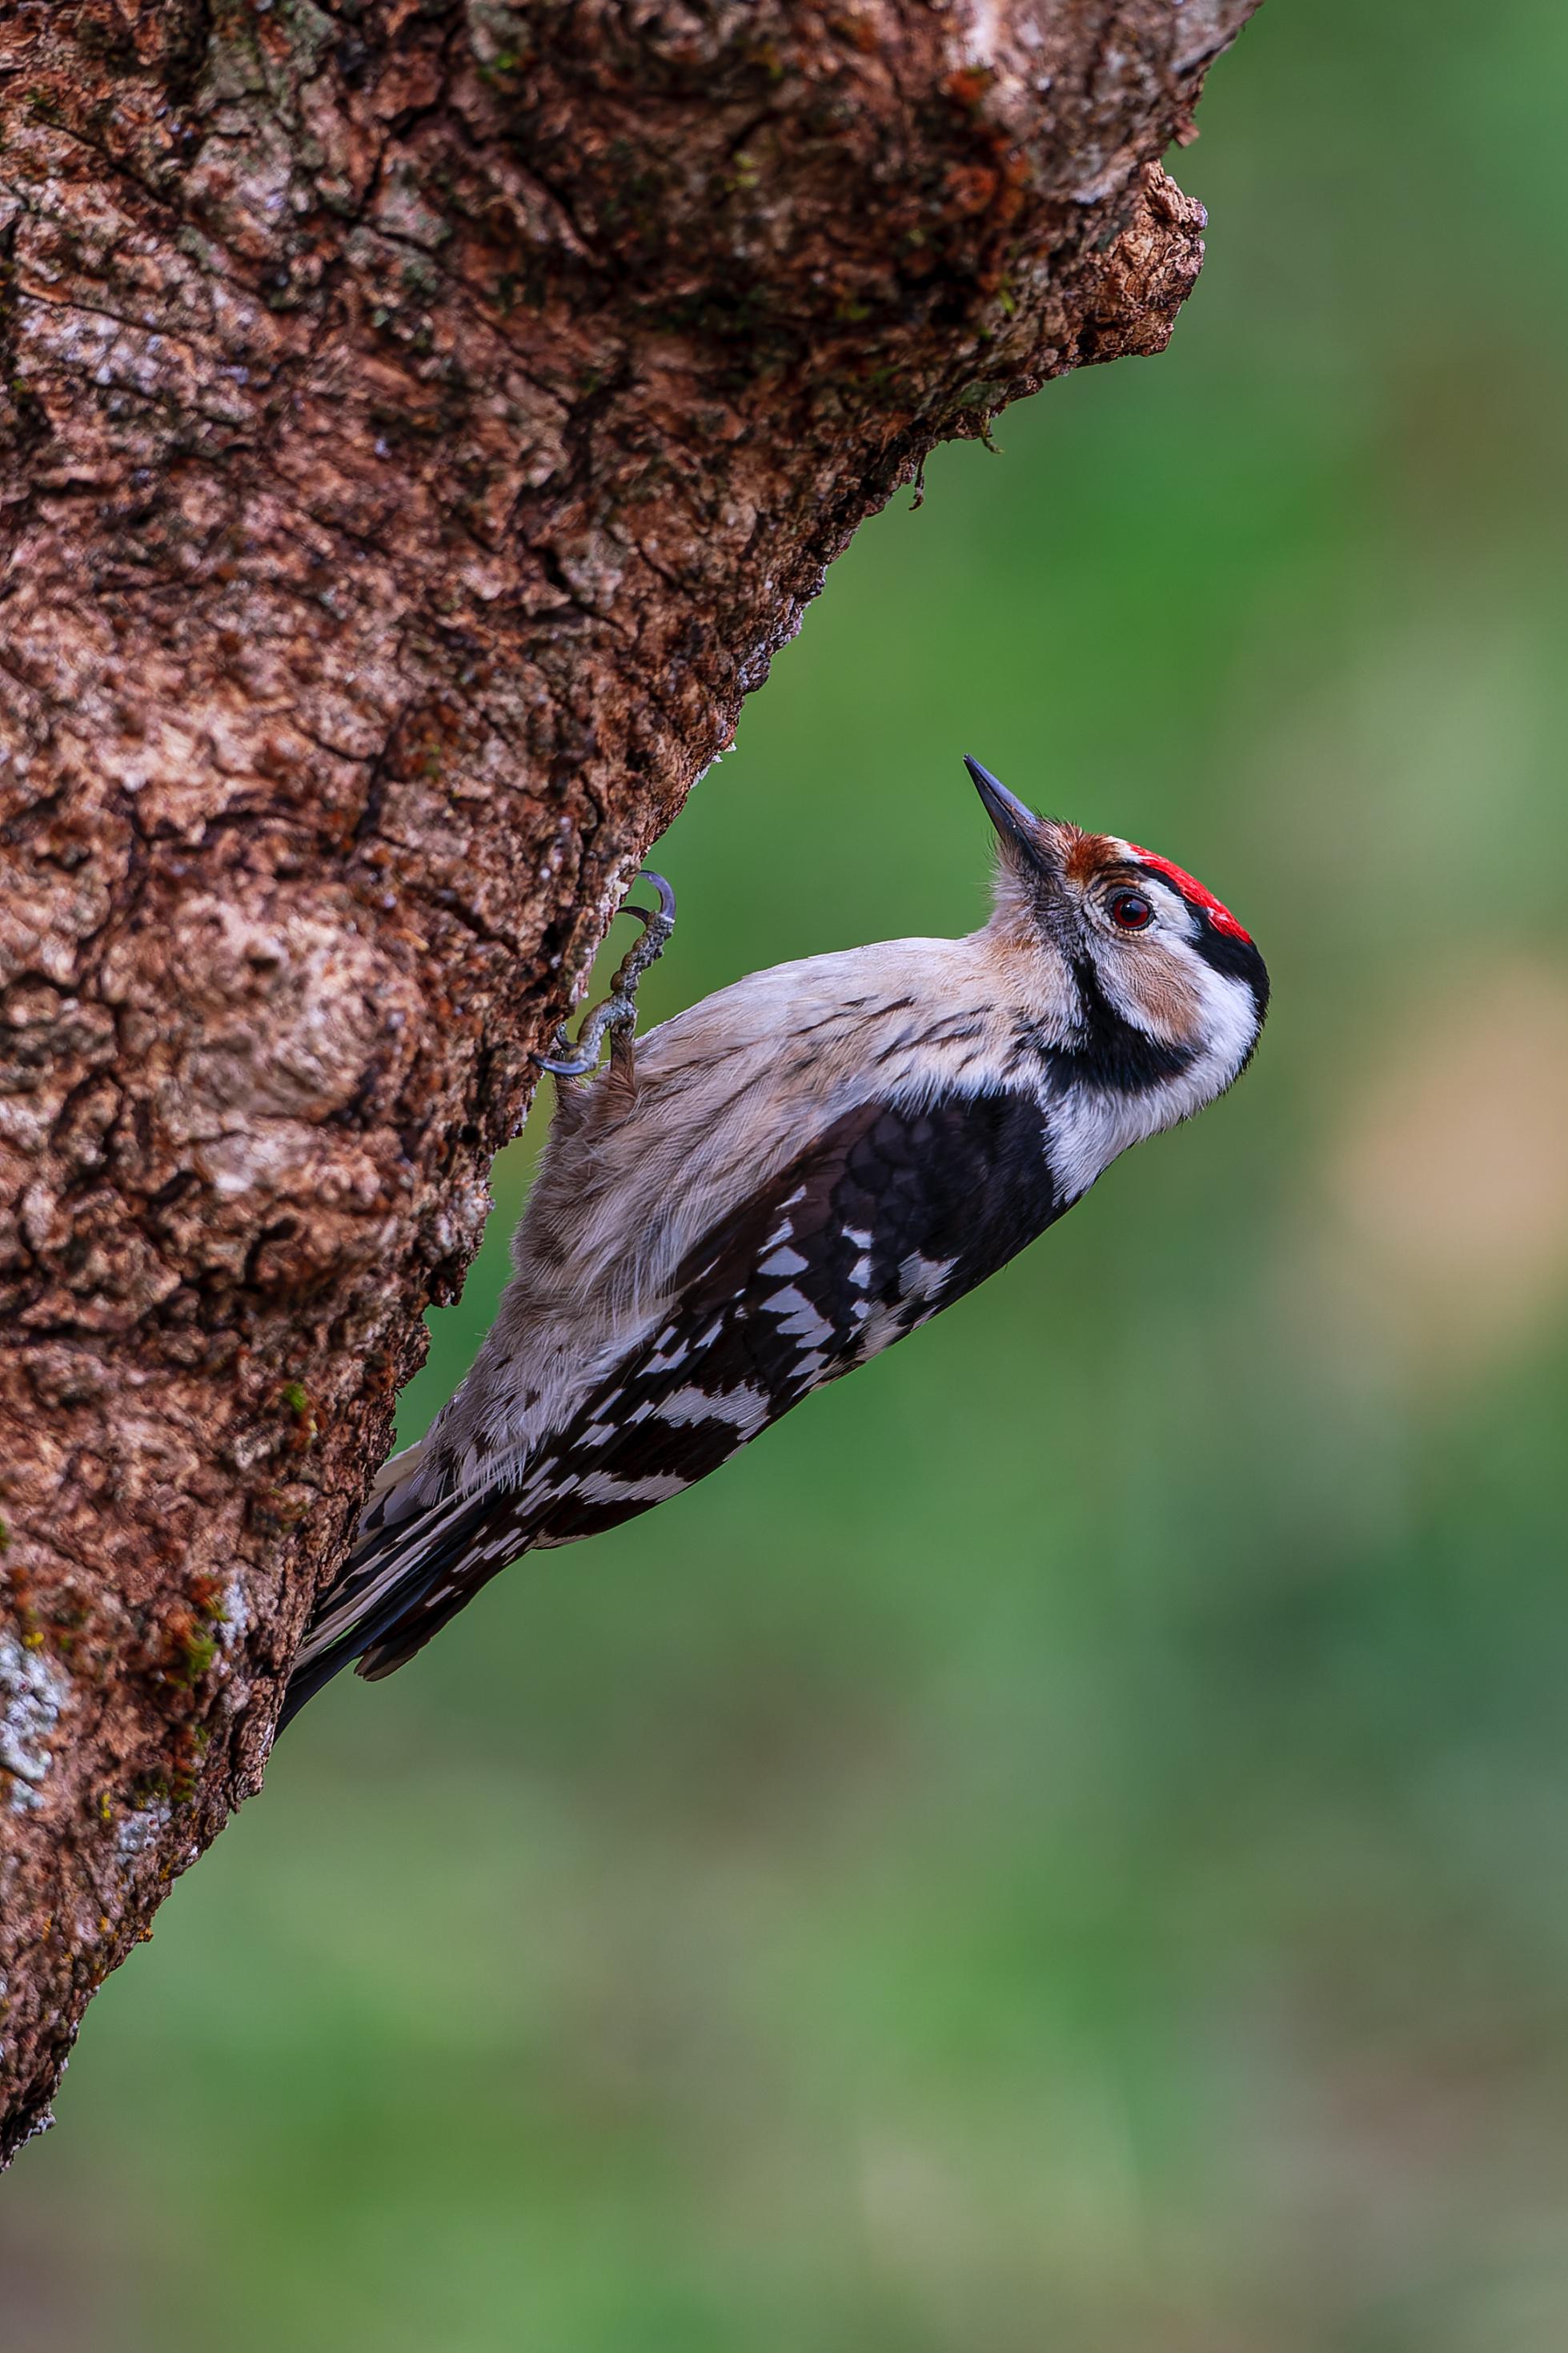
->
[10, 3, 1568, 2344]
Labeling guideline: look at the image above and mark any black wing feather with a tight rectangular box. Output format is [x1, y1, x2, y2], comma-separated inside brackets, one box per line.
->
[522, 1082, 1061, 1544]
[283, 1083, 1060, 1717]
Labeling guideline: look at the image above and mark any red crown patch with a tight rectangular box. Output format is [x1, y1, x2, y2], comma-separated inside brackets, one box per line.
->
[1128, 848, 1252, 944]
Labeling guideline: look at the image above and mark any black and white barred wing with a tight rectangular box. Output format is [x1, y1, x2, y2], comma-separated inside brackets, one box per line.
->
[283, 1084, 1061, 1718]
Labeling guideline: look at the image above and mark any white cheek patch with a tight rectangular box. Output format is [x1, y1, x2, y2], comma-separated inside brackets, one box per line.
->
[1050, 950, 1259, 1200]
[1089, 892, 1202, 1039]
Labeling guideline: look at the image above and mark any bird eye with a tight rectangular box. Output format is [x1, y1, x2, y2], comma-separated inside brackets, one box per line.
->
[1109, 889, 1154, 932]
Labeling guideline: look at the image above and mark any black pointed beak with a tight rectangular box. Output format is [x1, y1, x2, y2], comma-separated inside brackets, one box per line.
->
[965, 755, 1045, 861]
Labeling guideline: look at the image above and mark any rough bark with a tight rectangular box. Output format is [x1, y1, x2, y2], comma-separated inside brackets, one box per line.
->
[0, 0, 1257, 2161]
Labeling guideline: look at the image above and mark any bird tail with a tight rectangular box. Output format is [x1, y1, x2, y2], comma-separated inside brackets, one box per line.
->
[277, 1444, 522, 1733]
[366, 1435, 427, 1515]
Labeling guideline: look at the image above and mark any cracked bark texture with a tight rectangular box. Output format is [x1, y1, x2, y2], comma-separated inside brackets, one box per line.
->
[0, 0, 1258, 2161]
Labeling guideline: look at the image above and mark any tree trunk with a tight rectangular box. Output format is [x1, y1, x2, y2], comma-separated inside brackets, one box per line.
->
[0, 0, 1257, 2161]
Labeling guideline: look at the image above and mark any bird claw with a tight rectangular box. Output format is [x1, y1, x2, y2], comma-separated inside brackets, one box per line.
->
[534, 870, 677, 1078]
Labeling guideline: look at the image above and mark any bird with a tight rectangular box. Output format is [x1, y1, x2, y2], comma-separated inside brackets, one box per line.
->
[281, 757, 1268, 1726]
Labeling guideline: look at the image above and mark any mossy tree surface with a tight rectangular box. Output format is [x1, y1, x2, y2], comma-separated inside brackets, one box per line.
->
[0, 0, 1257, 2160]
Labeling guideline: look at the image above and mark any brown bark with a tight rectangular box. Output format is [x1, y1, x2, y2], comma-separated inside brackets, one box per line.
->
[0, 0, 1257, 2160]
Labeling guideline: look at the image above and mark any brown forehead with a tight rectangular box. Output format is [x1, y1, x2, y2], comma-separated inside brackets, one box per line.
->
[1059, 828, 1135, 885]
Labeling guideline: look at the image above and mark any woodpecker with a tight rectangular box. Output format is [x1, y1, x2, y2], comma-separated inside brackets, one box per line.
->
[283, 758, 1268, 1725]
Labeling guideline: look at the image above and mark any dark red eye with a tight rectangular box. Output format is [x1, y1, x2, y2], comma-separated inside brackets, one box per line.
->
[1109, 889, 1154, 932]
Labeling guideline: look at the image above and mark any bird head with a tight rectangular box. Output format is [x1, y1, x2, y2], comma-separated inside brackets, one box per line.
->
[967, 755, 1269, 1124]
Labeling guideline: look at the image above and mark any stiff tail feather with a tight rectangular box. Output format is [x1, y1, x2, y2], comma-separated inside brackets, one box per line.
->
[278, 1460, 515, 1733]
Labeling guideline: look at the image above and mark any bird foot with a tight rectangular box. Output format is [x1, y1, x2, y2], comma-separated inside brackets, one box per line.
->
[534, 871, 677, 1078]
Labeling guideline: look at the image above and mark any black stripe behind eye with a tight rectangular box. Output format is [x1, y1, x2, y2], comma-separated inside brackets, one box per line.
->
[1053, 958, 1197, 1094]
